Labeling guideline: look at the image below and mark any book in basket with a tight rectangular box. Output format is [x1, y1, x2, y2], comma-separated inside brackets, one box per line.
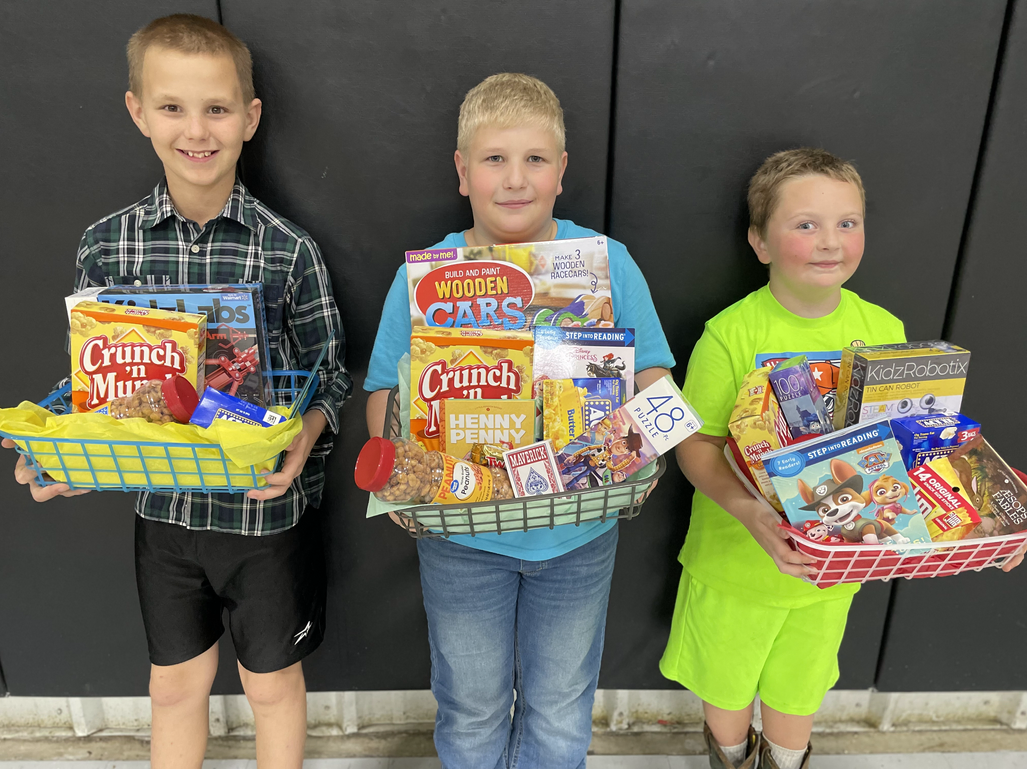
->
[762, 420, 933, 547]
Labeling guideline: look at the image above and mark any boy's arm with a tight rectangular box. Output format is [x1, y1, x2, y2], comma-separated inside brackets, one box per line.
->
[363, 266, 412, 439]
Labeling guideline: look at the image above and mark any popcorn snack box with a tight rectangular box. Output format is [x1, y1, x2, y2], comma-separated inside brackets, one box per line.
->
[555, 375, 703, 490]
[763, 420, 933, 547]
[727, 367, 788, 511]
[946, 435, 1027, 537]
[70, 301, 206, 413]
[67, 284, 273, 406]
[439, 399, 536, 459]
[890, 412, 981, 470]
[909, 458, 981, 542]
[834, 341, 970, 429]
[410, 326, 533, 451]
[769, 354, 834, 439]
[405, 236, 612, 331]
[504, 440, 566, 497]
[542, 378, 624, 451]
[533, 327, 636, 396]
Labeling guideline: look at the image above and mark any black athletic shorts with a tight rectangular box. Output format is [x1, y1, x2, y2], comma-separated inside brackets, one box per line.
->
[134, 508, 326, 673]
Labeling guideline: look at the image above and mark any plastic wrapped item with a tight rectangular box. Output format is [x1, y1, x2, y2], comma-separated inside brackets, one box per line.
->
[768, 355, 834, 440]
[354, 437, 513, 505]
[107, 377, 198, 424]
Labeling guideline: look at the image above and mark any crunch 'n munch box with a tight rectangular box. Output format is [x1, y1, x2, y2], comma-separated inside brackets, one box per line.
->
[409, 326, 533, 451]
[727, 367, 787, 511]
[70, 301, 206, 413]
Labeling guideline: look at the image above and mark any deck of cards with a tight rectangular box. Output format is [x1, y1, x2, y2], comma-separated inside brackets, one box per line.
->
[504, 440, 566, 497]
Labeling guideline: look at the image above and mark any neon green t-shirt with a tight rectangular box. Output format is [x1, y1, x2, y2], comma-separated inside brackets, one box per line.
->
[680, 285, 906, 608]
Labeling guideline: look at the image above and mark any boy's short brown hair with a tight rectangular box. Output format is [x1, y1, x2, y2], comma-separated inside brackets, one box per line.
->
[127, 14, 255, 104]
[457, 73, 565, 156]
[747, 148, 865, 235]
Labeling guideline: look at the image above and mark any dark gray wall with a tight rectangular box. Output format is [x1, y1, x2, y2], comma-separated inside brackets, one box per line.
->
[0, 0, 1024, 696]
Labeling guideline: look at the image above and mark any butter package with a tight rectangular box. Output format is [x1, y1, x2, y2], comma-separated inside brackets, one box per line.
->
[909, 458, 980, 542]
[542, 378, 623, 451]
[890, 412, 981, 469]
[947, 435, 1028, 537]
[438, 399, 536, 459]
[834, 341, 970, 429]
[189, 387, 285, 428]
[727, 367, 788, 511]
[70, 301, 206, 413]
[410, 326, 534, 450]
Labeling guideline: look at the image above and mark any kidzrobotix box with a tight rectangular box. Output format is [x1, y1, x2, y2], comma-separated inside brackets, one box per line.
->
[555, 374, 703, 490]
[834, 341, 970, 429]
[763, 420, 933, 546]
[404, 236, 612, 332]
[70, 301, 206, 413]
[409, 326, 534, 450]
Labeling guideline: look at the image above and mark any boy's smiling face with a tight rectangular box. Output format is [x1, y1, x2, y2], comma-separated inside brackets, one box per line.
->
[125, 47, 260, 216]
[455, 123, 568, 246]
[749, 174, 865, 303]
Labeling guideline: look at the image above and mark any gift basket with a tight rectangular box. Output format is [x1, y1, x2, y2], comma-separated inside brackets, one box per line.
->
[357, 236, 695, 539]
[726, 343, 1027, 588]
[0, 285, 329, 493]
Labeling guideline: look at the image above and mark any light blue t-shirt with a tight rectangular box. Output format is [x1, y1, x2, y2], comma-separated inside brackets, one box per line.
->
[365, 219, 675, 560]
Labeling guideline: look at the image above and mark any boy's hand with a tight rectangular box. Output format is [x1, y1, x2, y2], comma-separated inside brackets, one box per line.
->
[2, 438, 91, 501]
[247, 411, 327, 501]
[1001, 542, 1026, 572]
[738, 498, 816, 578]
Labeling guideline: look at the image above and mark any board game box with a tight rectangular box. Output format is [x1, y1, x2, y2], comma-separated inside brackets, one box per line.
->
[404, 236, 612, 332]
[762, 420, 933, 546]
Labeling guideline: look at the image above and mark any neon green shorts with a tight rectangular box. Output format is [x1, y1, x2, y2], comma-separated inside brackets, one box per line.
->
[659, 567, 853, 716]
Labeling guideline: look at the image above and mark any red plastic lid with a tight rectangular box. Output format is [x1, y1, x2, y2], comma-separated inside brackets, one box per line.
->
[161, 376, 199, 423]
[354, 437, 397, 492]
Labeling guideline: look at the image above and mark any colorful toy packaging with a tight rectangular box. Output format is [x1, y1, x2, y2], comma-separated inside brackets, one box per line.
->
[555, 375, 703, 490]
[834, 341, 970, 429]
[946, 435, 1028, 537]
[763, 420, 933, 546]
[403, 236, 613, 331]
[409, 326, 534, 450]
[542, 377, 623, 451]
[504, 440, 566, 497]
[890, 412, 981, 469]
[768, 354, 834, 439]
[909, 458, 981, 542]
[67, 285, 273, 407]
[69, 301, 206, 414]
[532, 327, 636, 396]
[190, 387, 285, 429]
[438, 399, 536, 459]
[727, 366, 787, 511]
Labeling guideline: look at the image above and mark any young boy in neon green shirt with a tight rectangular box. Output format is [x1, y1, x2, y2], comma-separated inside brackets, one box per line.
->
[661, 149, 900, 769]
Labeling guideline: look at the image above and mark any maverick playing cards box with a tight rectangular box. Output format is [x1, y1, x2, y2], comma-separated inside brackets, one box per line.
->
[504, 440, 566, 497]
[404, 237, 613, 333]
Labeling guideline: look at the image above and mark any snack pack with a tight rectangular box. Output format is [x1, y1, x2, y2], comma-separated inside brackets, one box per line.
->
[532, 327, 636, 396]
[67, 285, 273, 406]
[70, 301, 206, 413]
[768, 355, 834, 439]
[555, 375, 703, 490]
[763, 420, 933, 547]
[909, 458, 980, 541]
[409, 326, 533, 450]
[404, 236, 612, 331]
[834, 341, 970, 429]
[727, 367, 787, 511]
[946, 436, 1028, 537]
[438, 399, 535, 459]
[890, 412, 981, 470]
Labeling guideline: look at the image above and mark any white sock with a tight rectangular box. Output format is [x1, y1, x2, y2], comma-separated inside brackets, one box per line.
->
[765, 737, 807, 769]
[719, 739, 748, 765]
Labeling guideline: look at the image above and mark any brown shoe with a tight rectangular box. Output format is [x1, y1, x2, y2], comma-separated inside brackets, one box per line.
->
[704, 722, 759, 769]
[756, 735, 811, 769]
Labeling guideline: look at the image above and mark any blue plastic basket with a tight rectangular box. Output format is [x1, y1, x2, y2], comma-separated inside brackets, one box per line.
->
[2, 370, 317, 494]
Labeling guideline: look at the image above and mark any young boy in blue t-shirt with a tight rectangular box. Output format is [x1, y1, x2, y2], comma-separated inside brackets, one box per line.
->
[364, 73, 675, 768]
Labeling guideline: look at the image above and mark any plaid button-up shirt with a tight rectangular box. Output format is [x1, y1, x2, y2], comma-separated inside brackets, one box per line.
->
[73, 179, 351, 534]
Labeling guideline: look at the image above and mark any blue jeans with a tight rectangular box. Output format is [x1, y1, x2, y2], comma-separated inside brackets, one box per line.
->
[417, 524, 619, 769]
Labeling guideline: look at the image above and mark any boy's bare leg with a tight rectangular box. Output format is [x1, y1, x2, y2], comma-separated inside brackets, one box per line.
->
[238, 660, 307, 769]
[703, 700, 753, 746]
[149, 643, 219, 769]
[760, 702, 814, 749]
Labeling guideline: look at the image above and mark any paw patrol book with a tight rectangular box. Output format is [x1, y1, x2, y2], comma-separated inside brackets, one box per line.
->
[762, 420, 933, 546]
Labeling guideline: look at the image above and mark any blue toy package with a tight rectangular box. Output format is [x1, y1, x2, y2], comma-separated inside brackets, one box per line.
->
[190, 387, 285, 429]
[889, 412, 981, 470]
[768, 354, 834, 439]
[763, 420, 933, 548]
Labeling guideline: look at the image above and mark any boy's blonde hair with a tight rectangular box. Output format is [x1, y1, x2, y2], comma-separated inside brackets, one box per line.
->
[127, 14, 255, 104]
[748, 148, 865, 235]
[457, 73, 565, 156]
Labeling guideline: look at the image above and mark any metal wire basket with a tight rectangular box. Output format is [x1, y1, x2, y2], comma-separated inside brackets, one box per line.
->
[381, 386, 666, 539]
[1, 370, 316, 494]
